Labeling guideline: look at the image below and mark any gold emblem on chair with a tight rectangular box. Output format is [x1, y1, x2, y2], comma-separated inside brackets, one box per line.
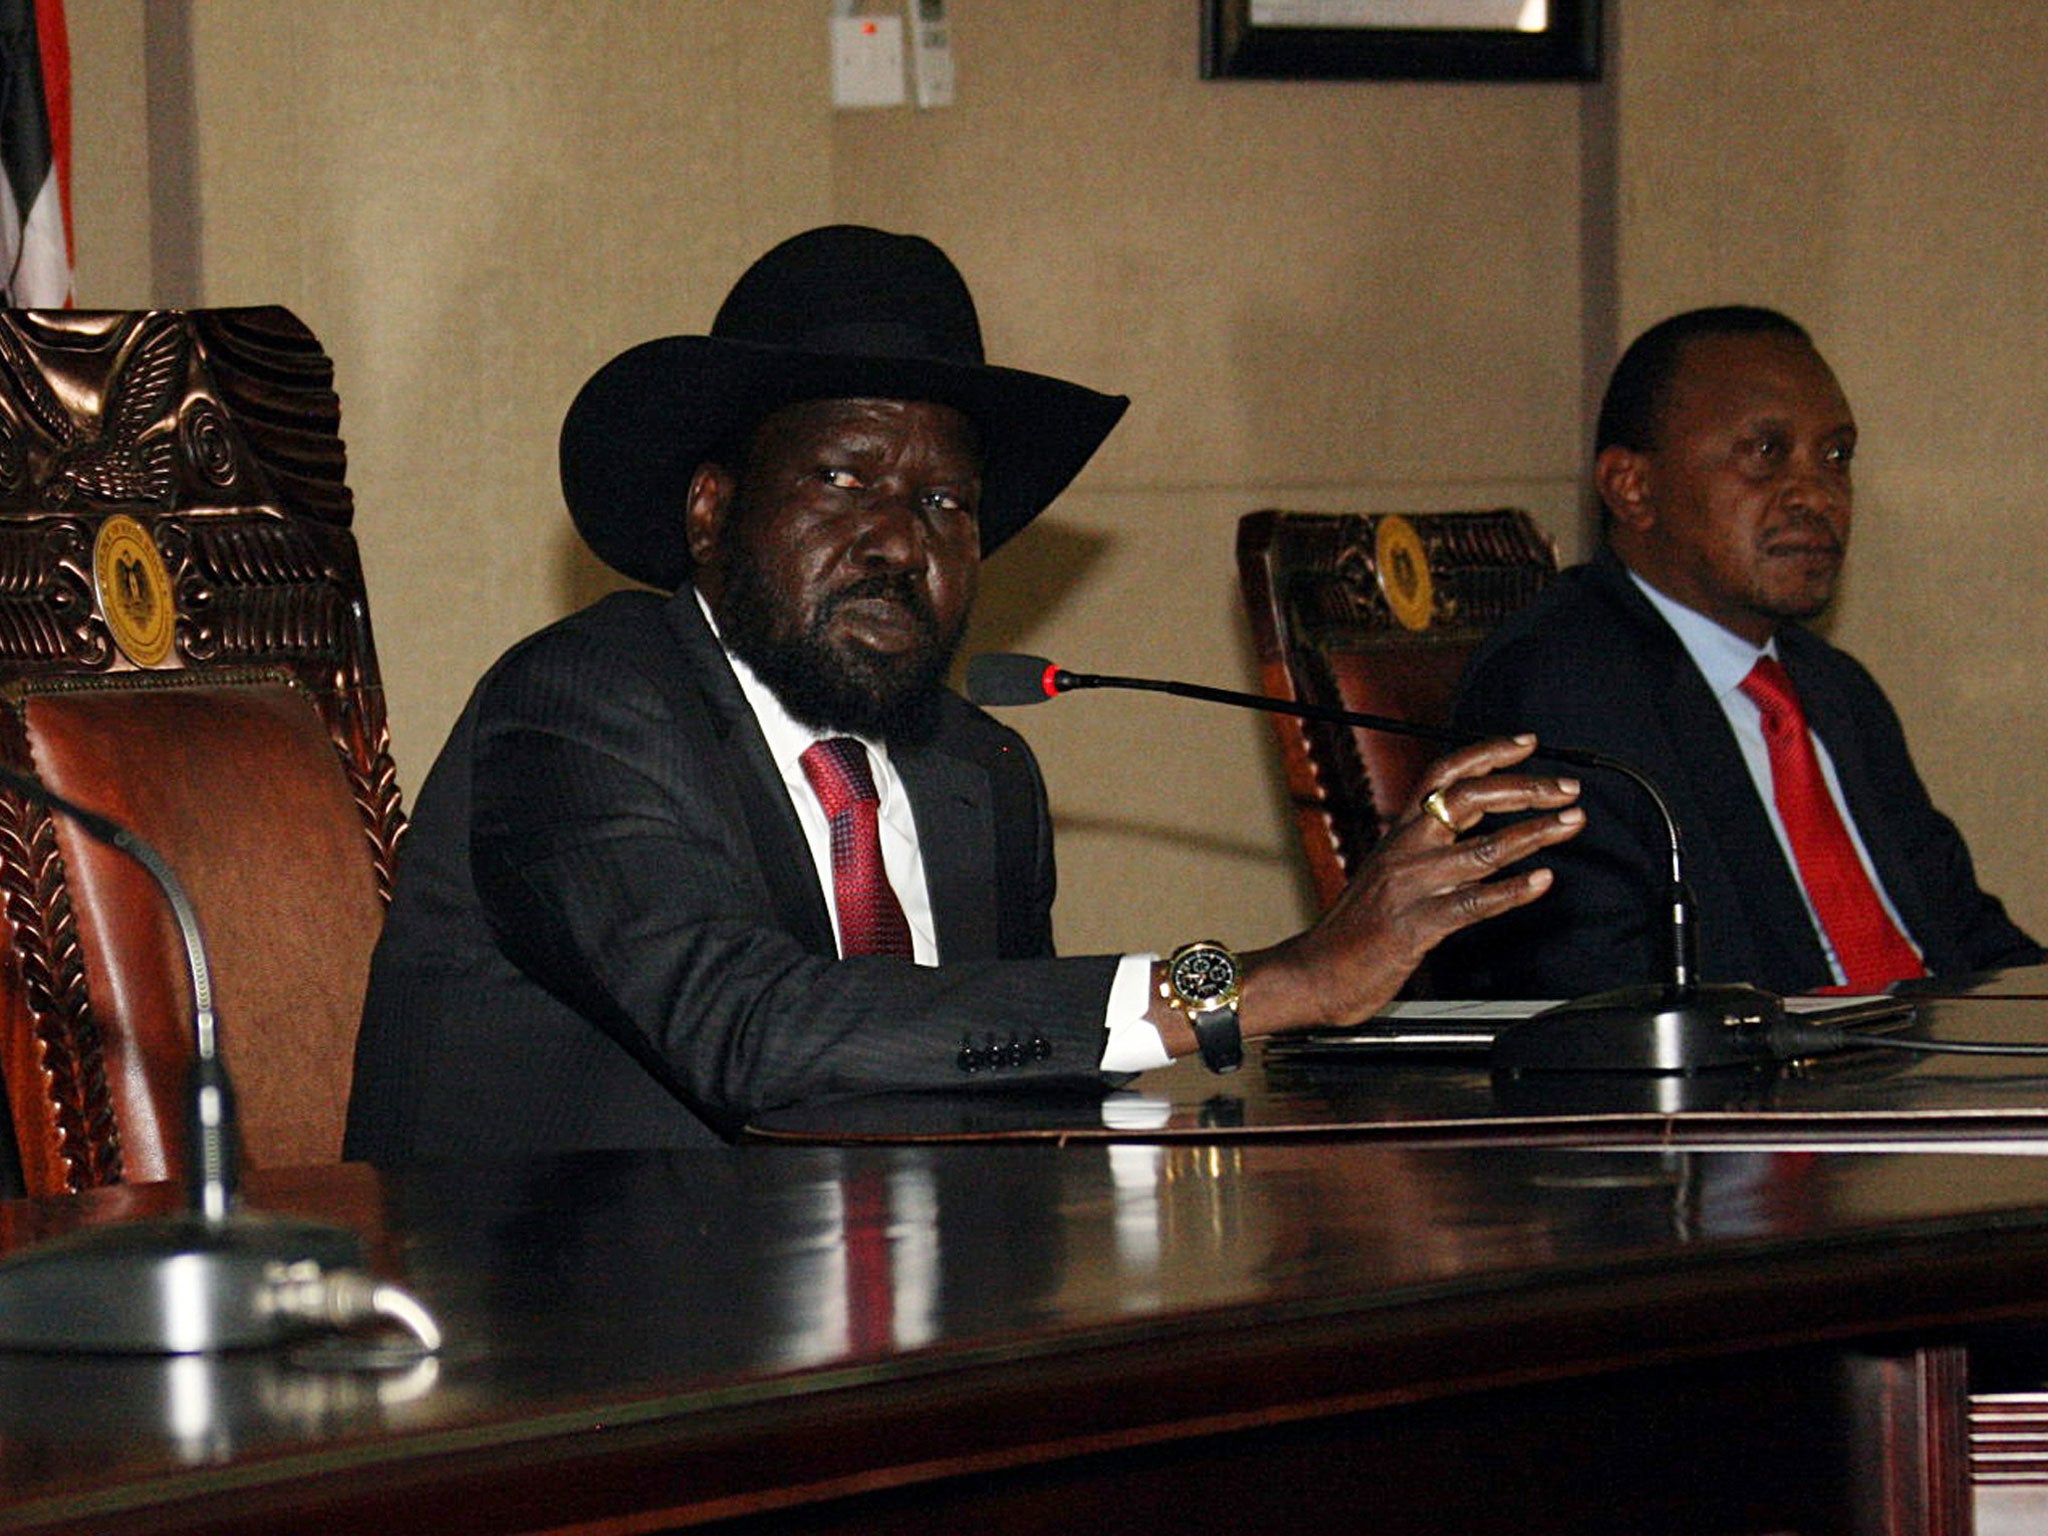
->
[1374, 515, 1434, 632]
[93, 514, 177, 667]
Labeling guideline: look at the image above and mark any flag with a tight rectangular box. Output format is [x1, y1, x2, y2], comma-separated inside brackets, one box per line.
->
[0, 0, 70, 307]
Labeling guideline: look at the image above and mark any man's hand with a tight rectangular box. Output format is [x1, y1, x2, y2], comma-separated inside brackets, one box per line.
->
[1236, 735, 1582, 1038]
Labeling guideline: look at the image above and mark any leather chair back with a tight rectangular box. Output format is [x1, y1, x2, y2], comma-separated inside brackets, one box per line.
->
[0, 307, 403, 1196]
[1237, 509, 1557, 911]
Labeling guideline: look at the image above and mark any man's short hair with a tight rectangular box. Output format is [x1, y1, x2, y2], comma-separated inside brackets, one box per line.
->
[1595, 306, 1813, 456]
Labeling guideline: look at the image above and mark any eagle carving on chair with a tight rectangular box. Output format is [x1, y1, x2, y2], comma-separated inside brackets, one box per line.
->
[0, 314, 188, 510]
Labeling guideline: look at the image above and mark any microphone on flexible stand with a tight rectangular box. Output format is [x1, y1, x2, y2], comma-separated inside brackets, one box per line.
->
[0, 763, 441, 1355]
[965, 653, 1795, 1075]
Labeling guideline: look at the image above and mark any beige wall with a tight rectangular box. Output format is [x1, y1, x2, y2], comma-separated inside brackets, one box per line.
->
[60, 1, 2048, 958]
[66, 3, 150, 302]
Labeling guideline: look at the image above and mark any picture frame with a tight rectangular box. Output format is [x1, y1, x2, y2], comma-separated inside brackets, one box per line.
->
[1201, 1, 1601, 82]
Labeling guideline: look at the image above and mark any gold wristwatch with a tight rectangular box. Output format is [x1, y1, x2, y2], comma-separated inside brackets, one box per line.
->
[1161, 940, 1244, 1074]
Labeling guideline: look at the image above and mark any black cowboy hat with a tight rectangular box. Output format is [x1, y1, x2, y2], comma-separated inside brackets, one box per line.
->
[560, 225, 1130, 590]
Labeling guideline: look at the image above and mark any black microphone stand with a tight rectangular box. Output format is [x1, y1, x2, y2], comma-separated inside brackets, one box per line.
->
[0, 764, 440, 1354]
[970, 656, 1790, 1075]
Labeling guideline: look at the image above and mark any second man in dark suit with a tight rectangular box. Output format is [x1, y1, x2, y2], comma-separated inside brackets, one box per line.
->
[1448, 305, 2036, 1000]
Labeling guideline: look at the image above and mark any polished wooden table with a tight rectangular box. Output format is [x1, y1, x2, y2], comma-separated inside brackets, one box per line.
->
[750, 992, 2048, 1149]
[4, 1146, 2048, 1533]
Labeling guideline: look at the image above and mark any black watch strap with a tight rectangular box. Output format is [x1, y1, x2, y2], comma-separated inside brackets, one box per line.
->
[1163, 940, 1245, 1075]
[1191, 1006, 1244, 1074]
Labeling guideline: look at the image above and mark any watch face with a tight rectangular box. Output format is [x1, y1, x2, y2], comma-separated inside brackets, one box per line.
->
[1172, 945, 1238, 1007]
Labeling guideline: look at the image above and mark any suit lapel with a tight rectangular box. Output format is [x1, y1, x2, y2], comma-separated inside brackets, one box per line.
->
[660, 594, 838, 956]
[1590, 559, 1833, 988]
[895, 739, 1000, 963]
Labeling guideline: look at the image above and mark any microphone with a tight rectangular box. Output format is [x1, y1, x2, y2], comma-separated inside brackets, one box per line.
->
[966, 653, 1794, 1074]
[0, 763, 441, 1355]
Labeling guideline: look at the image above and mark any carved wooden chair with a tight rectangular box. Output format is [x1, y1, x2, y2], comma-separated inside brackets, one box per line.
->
[1237, 509, 1558, 912]
[0, 307, 404, 1197]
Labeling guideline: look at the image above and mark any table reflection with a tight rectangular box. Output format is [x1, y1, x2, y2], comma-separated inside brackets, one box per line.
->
[3, 1142, 2047, 1518]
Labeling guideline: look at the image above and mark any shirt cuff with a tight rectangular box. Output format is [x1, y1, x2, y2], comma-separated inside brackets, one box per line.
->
[1100, 952, 1172, 1074]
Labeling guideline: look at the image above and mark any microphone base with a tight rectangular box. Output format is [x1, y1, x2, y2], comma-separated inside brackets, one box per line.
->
[1490, 983, 1788, 1074]
[0, 1210, 365, 1354]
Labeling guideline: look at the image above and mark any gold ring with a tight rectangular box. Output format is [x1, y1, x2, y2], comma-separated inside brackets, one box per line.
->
[1422, 788, 1457, 832]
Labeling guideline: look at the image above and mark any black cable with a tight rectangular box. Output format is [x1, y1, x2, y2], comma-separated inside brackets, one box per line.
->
[1770, 1022, 2048, 1059]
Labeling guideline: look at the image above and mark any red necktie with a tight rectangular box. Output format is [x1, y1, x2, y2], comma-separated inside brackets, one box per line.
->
[800, 737, 914, 959]
[1739, 657, 1925, 991]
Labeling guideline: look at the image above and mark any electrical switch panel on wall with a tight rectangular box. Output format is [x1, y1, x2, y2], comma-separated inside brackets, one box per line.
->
[831, 1, 952, 110]
[909, 0, 954, 108]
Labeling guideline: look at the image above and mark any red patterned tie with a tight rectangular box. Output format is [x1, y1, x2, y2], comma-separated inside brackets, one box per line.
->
[1739, 657, 1925, 991]
[800, 737, 914, 959]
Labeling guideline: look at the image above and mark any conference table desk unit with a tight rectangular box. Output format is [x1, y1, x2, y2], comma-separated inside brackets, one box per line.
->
[2, 1143, 2048, 1533]
[749, 980, 2048, 1532]
[6, 976, 2048, 1532]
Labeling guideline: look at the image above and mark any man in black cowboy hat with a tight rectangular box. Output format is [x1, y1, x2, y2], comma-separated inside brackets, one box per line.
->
[344, 225, 1582, 1160]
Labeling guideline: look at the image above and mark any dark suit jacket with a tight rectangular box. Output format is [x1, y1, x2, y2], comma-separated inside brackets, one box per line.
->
[345, 590, 1120, 1162]
[1443, 551, 2039, 998]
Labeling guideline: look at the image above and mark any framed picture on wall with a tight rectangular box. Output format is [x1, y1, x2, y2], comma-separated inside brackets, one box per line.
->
[1201, 1, 1601, 81]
